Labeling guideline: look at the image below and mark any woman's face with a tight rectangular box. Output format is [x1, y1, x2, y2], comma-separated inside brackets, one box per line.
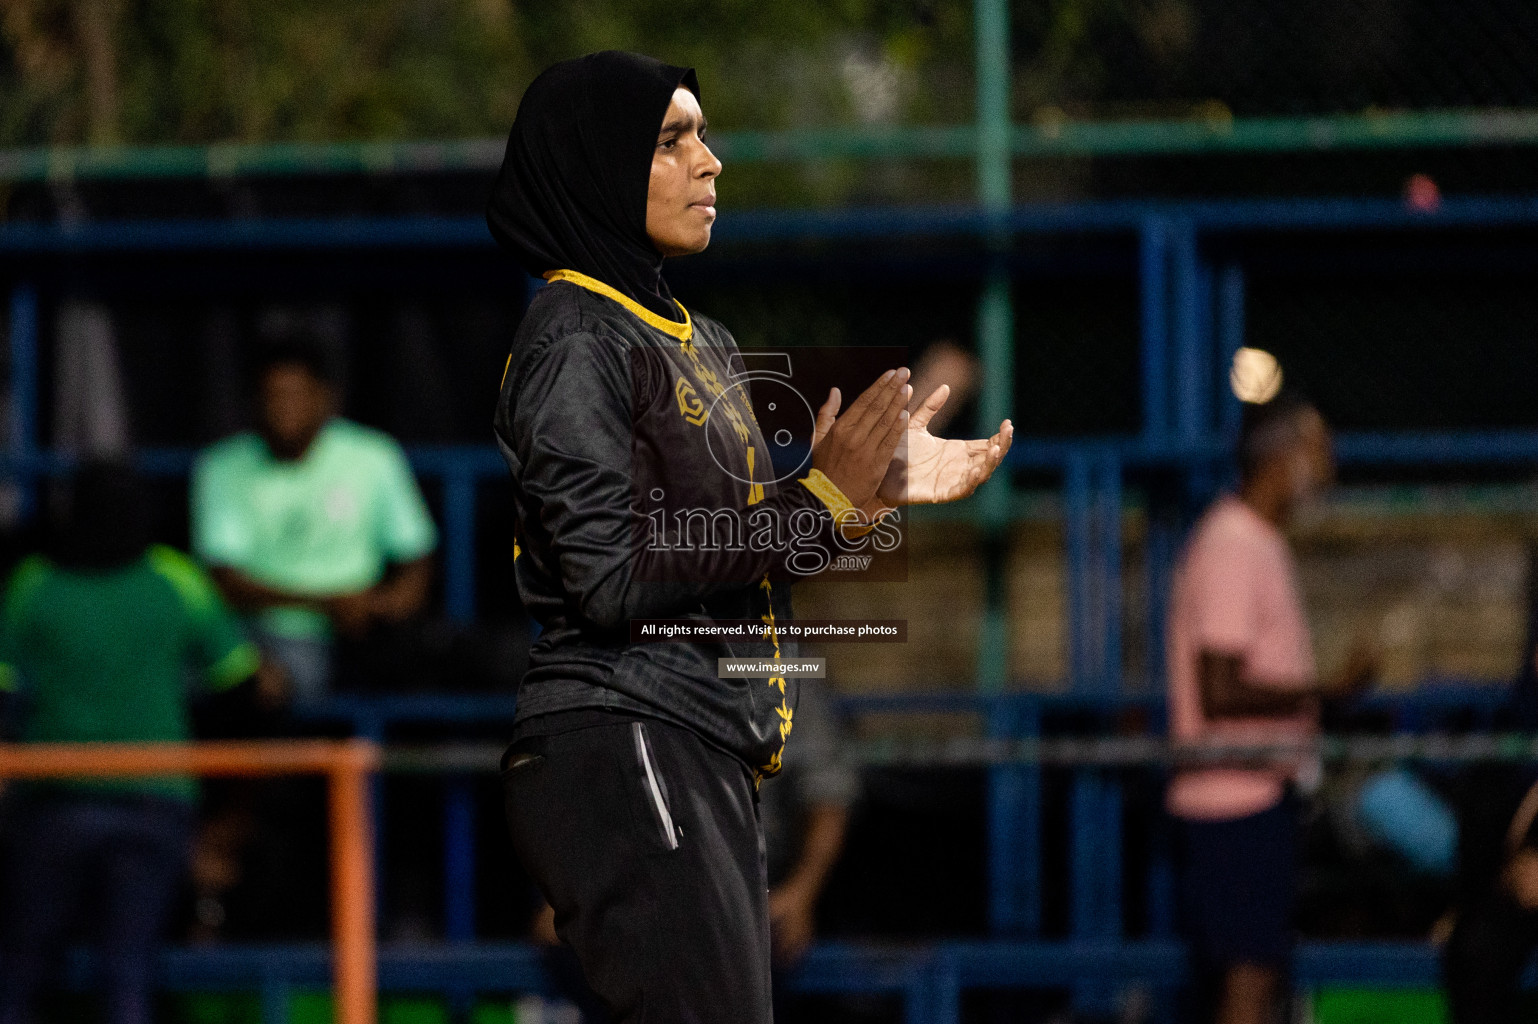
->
[646, 87, 721, 257]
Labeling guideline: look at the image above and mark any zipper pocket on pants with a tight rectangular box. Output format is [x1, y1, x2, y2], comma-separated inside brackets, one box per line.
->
[632, 721, 680, 850]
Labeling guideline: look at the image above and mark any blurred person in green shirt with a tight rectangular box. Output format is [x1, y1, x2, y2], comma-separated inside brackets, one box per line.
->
[0, 461, 274, 1024]
[192, 337, 438, 704]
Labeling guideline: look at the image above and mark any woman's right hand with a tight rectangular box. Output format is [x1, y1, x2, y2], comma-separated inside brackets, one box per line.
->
[810, 368, 911, 515]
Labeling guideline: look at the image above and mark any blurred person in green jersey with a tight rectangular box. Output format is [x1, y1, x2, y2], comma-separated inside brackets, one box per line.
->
[0, 460, 277, 1024]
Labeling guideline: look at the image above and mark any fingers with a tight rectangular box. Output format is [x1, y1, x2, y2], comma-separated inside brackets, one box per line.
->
[878, 404, 910, 464]
[870, 381, 912, 456]
[812, 368, 917, 508]
[839, 368, 895, 435]
[988, 420, 1013, 467]
[811, 387, 841, 449]
[909, 384, 950, 432]
[844, 367, 910, 443]
[958, 420, 1014, 498]
[859, 368, 910, 443]
[976, 419, 1013, 478]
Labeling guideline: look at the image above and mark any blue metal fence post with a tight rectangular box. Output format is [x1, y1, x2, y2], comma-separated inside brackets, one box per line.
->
[1070, 771, 1097, 939]
[1144, 492, 1176, 694]
[985, 700, 1018, 935]
[1099, 774, 1123, 941]
[976, 0, 1024, 935]
[1217, 263, 1247, 441]
[1021, 701, 1043, 936]
[927, 948, 962, 1024]
[442, 773, 478, 1022]
[902, 960, 931, 1024]
[1148, 811, 1177, 939]
[1066, 453, 1121, 694]
[1070, 770, 1119, 1015]
[8, 283, 39, 521]
[355, 711, 388, 931]
[1140, 220, 1170, 442]
[443, 459, 477, 625]
[1065, 455, 1092, 691]
[259, 975, 290, 1024]
[444, 775, 476, 942]
[1095, 456, 1123, 693]
[986, 700, 1042, 936]
[1171, 221, 1208, 443]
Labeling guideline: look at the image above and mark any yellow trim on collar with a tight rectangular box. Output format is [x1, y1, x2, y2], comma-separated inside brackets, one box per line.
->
[543, 268, 693, 342]
[797, 469, 874, 537]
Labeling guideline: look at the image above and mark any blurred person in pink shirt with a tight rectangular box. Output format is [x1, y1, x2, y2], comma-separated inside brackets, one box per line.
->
[1166, 393, 1376, 1024]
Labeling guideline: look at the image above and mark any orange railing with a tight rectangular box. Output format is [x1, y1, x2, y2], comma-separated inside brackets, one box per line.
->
[0, 740, 379, 1024]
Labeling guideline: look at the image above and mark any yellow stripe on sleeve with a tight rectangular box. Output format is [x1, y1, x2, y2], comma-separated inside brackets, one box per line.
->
[797, 469, 874, 537]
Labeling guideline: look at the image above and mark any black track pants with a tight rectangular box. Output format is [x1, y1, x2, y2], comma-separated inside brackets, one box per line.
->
[502, 710, 772, 1024]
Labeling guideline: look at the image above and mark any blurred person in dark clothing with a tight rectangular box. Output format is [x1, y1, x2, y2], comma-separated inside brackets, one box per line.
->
[1166, 395, 1376, 1024]
[764, 676, 857, 1024]
[192, 336, 437, 705]
[1442, 598, 1538, 1024]
[0, 461, 274, 1024]
[761, 676, 858, 968]
[1444, 770, 1538, 1024]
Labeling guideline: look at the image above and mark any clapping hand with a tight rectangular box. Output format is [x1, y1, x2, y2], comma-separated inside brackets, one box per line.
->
[809, 369, 911, 522]
[876, 384, 1013, 506]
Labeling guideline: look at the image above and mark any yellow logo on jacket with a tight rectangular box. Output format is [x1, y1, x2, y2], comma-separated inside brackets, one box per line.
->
[674, 344, 763, 505]
[675, 377, 708, 426]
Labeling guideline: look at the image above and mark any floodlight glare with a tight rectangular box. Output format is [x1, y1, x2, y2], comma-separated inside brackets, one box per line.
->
[1230, 346, 1284, 404]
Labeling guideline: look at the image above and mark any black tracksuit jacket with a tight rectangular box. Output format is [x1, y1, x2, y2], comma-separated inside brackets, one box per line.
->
[494, 272, 856, 779]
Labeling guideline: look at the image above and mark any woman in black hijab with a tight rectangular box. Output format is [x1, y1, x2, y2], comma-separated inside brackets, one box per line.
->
[490, 51, 1011, 1023]
[488, 51, 699, 321]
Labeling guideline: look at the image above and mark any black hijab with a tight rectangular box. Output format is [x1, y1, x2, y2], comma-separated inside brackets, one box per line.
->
[487, 51, 700, 322]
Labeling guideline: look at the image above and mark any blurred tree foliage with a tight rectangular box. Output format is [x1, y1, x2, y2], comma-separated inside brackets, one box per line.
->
[0, 0, 975, 147]
[11, 0, 1512, 205]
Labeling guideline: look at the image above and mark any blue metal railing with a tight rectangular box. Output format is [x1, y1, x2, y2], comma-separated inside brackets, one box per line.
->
[10, 196, 1538, 641]
[63, 937, 1456, 1024]
[152, 685, 1502, 1024]
[302, 686, 1509, 948]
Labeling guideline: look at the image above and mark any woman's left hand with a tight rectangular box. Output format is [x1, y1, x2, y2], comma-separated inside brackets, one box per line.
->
[876, 384, 1013, 506]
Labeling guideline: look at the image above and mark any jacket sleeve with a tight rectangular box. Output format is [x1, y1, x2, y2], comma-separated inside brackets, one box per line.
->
[506, 330, 857, 630]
